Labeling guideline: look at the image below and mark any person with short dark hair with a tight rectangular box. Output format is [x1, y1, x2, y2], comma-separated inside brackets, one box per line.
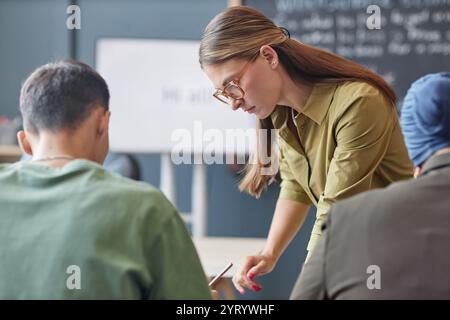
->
[0, 60, 211, 299]
[291, 73, 450, 300]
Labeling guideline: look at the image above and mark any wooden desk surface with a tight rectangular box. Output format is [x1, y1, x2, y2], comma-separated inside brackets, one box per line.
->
[193, 237, 266, 277]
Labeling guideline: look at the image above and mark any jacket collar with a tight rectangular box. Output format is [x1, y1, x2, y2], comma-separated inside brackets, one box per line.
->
[420, 151, 450, 176]
[271, 82, 338, 128]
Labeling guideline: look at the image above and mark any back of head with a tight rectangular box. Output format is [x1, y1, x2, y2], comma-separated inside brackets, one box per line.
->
[400, 72, 450, 167]
[20, 60, 110, 134]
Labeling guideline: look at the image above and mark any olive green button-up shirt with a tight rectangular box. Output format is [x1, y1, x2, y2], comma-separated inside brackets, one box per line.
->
[271, 81, 413, 251]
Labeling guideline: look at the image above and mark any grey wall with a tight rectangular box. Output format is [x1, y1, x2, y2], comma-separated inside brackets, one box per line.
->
[0, 0, 69, 119]
[0, 0, 315, 299]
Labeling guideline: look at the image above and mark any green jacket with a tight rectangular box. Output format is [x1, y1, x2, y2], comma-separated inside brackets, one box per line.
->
[271, 81, 413, 251]
[0, 160, 211, 299]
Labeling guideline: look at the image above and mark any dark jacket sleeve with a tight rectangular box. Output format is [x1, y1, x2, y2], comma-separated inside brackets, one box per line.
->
[290, 214, 331, 300]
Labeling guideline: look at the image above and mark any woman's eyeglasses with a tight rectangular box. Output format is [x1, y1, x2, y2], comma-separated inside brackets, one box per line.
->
[213, 53, 259, 105]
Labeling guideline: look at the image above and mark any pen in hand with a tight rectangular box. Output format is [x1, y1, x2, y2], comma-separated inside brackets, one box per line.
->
[208, 262, 233, 288]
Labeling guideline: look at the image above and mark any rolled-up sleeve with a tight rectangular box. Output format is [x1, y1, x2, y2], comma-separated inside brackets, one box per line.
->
[278, 141, 312, 205]
[308, 93, 394, 251]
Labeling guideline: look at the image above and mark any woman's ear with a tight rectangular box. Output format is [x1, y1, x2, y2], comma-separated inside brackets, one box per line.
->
[259, 45, 278, 68]
[17, 130, 33, 156]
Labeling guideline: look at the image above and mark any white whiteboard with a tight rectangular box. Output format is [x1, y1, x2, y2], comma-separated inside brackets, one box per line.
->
[96, 38, 255, 154]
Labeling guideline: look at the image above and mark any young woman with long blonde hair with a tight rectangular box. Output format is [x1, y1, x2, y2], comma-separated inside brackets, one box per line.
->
[199, 6, 413, 295]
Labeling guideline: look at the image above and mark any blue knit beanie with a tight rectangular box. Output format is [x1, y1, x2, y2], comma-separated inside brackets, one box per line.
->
[400, 72, 450, 167]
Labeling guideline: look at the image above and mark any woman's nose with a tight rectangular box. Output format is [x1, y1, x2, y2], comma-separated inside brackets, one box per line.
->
[230, 98, 242, 111]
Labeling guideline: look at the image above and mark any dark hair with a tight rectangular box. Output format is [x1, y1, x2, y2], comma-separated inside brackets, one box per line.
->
[19, 59, 110, 133]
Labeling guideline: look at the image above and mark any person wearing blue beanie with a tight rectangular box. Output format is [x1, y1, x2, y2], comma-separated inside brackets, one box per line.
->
[400, 72, 450, 175]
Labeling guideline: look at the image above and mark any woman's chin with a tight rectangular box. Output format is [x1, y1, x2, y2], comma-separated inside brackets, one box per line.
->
[255, 109, 271, 120]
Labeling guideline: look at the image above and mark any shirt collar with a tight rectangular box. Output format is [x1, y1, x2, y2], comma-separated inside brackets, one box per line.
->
[270, 82, 338, 128]
[420, 151, 450, 176]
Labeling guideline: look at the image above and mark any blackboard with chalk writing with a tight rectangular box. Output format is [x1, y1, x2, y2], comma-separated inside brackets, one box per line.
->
[245, 0, 450, 104]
